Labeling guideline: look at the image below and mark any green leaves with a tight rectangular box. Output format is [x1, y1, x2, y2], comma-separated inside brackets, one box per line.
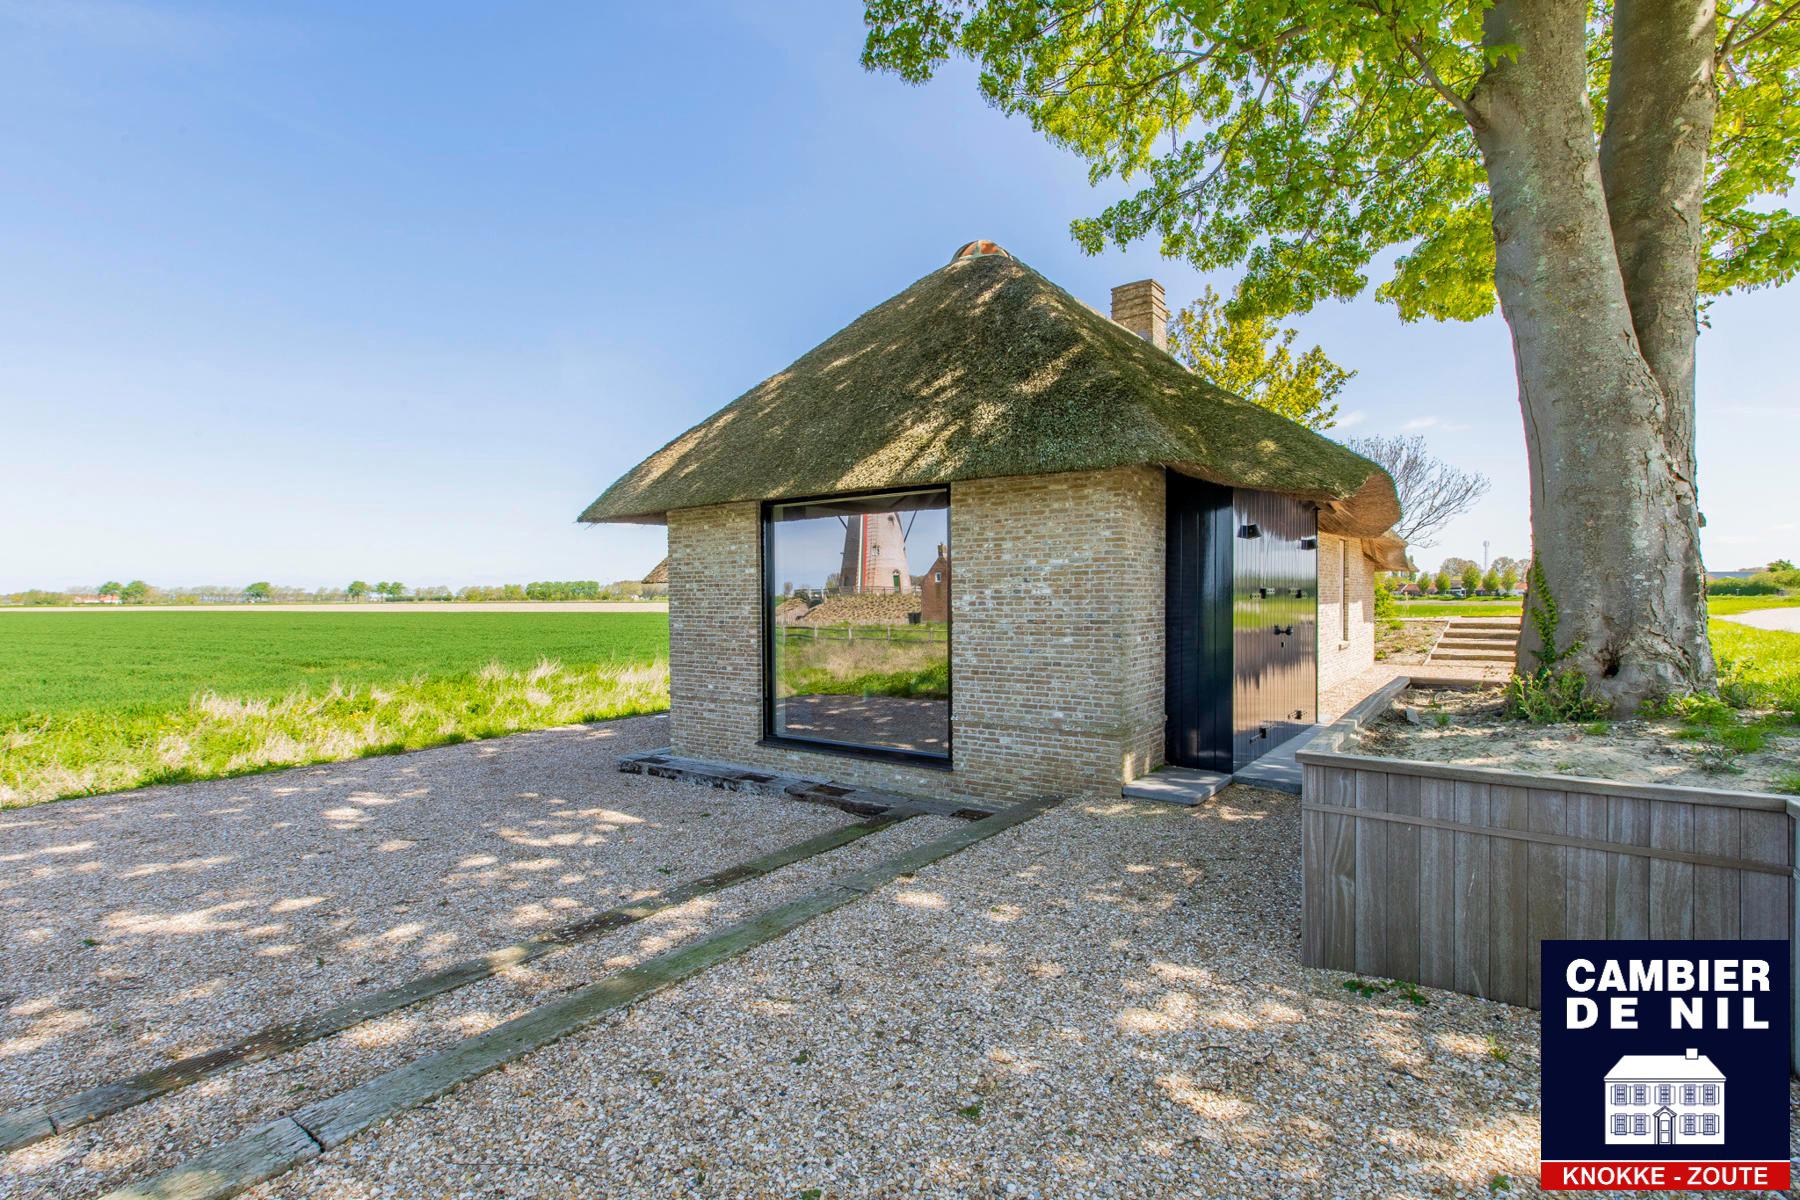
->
[1708, 0, 1800, 292]
[862, 0, 1800, 315]
[1166, 286, 1349, 428]
[864, 0, 1489, 315]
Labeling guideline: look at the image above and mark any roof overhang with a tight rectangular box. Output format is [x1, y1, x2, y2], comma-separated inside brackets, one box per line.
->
[1361, 529, 1411, 571]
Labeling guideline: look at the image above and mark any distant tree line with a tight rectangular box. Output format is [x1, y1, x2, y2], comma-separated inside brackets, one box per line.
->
[1382, 555, 1529, 598]
[1707, 561, 1800, 596]
[2, 577, 665, 606]
[457, 581, 611, 602]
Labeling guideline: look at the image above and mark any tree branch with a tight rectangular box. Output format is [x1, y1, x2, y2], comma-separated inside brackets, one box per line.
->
[1401, 36, 1482, 125]
[1717, 0, 1800, 61]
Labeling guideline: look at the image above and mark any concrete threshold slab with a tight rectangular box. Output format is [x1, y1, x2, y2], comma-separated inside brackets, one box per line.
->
[98, 797, 1059, 1200]
[1231, 730, 1316, 795]
[619, 748, 998, 820]
[1122, 766, 1230, 806]
[1124, 725, 1319, 803]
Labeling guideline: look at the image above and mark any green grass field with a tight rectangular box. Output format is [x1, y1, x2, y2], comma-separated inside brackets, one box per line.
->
[1391, 598, 1524, 617]
[0, 612, 670, 808]
[773, 623, 949, 701]
[1393, 595, 1800, 620]
[4, 600, 1793, 809]
[1711, 619, 1800, 715]
[1706, 594, 1800, 616]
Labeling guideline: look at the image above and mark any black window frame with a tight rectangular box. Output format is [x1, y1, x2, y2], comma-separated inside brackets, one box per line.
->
[758, 485, 953, 768]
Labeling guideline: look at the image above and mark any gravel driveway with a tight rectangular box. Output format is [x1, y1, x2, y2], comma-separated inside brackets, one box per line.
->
[3, 715, 970, 1199]
[0, 714, 858, 1109]
[241, 788, 1563, 1199]
[11, 724, 1795, 1199]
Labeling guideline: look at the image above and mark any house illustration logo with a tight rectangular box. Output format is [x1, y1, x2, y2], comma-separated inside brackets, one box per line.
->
[1601, 1048, 1724, 1146]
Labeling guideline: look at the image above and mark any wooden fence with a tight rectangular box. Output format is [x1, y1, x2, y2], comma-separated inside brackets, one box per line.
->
[1295, 677, 1799, 1068]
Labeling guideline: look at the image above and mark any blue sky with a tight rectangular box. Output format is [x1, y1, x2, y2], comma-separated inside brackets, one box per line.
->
[2, 0, 1793, 592]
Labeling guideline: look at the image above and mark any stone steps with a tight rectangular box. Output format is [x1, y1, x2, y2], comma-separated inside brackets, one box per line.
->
[1428, 617, 1519, 667]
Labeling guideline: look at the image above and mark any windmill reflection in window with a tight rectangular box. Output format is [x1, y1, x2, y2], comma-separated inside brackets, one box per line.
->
[763, 489, 950, 760]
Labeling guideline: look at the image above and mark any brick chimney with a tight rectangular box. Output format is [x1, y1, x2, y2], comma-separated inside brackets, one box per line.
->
[1111, 279, 1167, 350]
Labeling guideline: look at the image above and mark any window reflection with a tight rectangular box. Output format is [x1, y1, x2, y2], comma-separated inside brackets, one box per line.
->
[766, 489, 950, 758]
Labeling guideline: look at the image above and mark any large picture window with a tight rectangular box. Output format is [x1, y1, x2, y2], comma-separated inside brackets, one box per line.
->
[763, 489, 950, 760]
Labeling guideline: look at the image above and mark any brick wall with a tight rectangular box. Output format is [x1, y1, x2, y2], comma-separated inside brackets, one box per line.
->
[951, 468, 1166, 800]
[1317, 532, 1376, 695]
[665, 467, 1166, 804]
[666, 501, 763, 764]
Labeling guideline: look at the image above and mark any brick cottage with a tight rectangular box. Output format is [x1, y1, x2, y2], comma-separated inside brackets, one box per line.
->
[582, 241, 1406, 805]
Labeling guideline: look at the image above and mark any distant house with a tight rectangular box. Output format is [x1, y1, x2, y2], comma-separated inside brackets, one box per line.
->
[1603, 1049, 1724, 1145]
[918, 543, 950, 624]
[66, 593, 122, 605]
[581, 241, 1405, 802]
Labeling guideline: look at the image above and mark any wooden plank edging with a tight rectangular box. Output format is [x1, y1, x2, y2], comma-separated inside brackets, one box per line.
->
[97, 798, 1059, 1200]
[1303, 803, 1791, 877]
[1298, 675, 1797, 814]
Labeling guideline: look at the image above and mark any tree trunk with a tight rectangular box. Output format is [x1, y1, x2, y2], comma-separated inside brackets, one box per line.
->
[1600, 0, 1717, 445]
[1471, 0, 1715, 711]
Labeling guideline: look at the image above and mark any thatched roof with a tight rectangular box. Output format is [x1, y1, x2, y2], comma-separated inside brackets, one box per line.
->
[1361, 532, 1411, 572]
[641, 556, 668, 585]
[581, 248, 1400, 538]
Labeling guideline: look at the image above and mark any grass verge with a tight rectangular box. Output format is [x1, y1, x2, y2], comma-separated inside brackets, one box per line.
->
[1392, 599, 1524, 617]
[1392, 594, 1799, 621]
[0, 659, 669, 809]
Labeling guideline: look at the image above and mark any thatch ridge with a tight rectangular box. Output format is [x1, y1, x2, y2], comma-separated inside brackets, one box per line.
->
[581, 252, 1400, 537]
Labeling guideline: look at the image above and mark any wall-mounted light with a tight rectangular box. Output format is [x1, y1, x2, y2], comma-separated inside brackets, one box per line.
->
[1300, 536, 1318, 551]
[1238, 523, 1261, 539]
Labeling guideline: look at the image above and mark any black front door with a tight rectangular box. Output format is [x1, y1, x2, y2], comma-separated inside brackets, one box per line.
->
[1165, 472, 1233, 771]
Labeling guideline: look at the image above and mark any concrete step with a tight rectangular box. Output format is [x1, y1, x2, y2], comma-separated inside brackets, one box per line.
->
[1123, 766, 1230, 806]
[1437, 635, 1518, 648]
[1432, 650, 1517, 663]
[1446, 619, 1522, 629]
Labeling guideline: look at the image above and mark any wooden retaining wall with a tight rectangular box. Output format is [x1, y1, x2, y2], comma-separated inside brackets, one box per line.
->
[1296, 678, 1798, 1065]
